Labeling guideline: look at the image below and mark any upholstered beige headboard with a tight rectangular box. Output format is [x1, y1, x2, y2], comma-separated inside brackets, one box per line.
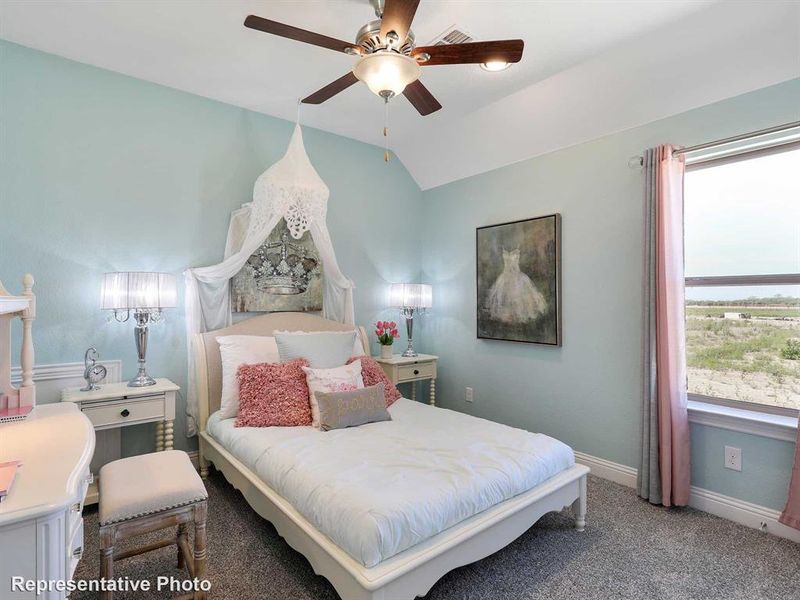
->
[194, 312, 369, 431]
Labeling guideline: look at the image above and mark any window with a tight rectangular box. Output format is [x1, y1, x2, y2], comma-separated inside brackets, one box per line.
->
[684, 144, 800, 413]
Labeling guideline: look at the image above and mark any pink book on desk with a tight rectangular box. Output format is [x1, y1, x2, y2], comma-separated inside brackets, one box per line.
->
[0, 460, 21, 502]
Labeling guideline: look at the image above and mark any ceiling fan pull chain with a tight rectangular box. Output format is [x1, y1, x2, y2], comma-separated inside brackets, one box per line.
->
[384, 97, 390, 163]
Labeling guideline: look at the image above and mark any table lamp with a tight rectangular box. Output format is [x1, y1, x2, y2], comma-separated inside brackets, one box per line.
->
[390, 283, 432, 357]
[101, 272, 177, 387]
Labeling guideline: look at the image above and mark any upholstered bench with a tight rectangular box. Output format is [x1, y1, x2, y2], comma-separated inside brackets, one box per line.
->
[98, 450, 209, 599]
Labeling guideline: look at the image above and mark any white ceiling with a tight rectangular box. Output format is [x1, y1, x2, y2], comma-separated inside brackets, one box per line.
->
[1, 1, 798, 189]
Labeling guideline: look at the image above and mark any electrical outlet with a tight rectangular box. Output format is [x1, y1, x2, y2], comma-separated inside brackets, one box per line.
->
[724, 446, 742, 471]
[465, 387, 474, 403]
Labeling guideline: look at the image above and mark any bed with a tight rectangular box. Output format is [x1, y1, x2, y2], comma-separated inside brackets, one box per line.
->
[195, 313, 589, 600]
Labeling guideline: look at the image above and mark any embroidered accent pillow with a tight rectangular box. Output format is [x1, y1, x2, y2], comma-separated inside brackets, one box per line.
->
[217, 335, 281, 419]
[302, 360, 364, 428]
[275, 330, 358, 368]
[347, 356, 402, 406]
[317, 384, 391, 431]
[236, 359, 311, 427]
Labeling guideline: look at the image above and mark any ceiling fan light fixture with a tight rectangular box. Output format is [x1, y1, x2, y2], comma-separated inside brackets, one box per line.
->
[480, 60, 511, 72]
[353, 52, 421, 98]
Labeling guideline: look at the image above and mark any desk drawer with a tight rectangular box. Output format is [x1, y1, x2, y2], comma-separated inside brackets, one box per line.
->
[397, 362, 436, 382]
[82, 398, 165, 428]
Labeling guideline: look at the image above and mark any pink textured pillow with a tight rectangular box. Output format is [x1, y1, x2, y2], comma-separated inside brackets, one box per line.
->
[347, 356, 402, 406]
[236, 358, 312, 427]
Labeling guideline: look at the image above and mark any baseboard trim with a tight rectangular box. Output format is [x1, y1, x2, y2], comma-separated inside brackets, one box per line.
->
[689, 485, 800, 543]
[574, 451, 638, 488]
[574, 450, 800, 544]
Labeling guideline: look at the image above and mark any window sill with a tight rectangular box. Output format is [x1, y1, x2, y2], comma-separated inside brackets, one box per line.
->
[688, 400, 798, 442]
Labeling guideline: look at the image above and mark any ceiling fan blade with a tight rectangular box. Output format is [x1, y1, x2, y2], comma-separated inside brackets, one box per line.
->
[403, 80, 442, 116]
[244, 15, 358, 54]
[379, 0, 420, 45]
[412, 40, 524, 66]
[302, 72, 359, 104]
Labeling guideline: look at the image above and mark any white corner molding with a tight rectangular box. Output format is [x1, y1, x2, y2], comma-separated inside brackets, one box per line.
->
[687, 400, 799, 443]
[575, 450, 800, 545]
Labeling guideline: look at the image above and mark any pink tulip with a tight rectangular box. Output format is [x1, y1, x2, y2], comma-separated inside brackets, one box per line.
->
[391, 329, 399, 337]
[375, 330, 382, 337]
[389, 321, 397, 329]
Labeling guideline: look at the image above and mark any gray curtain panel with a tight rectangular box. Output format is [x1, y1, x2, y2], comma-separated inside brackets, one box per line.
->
[638, 147, 662, 504]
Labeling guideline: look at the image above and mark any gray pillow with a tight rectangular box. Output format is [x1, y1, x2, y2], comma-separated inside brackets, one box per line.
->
[317, 384, 391, 431]
[275, 330, 357, 368]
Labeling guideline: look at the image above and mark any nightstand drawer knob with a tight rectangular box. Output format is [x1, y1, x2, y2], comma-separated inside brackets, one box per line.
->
[413, 369, 419, 375]
[120, 409, 130, 417]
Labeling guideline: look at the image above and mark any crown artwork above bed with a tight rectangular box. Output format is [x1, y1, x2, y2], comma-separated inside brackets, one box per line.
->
[184, 124, 356, 436]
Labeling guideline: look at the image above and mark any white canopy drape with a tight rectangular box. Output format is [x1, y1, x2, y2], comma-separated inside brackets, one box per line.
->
[183, 125, 355, 435]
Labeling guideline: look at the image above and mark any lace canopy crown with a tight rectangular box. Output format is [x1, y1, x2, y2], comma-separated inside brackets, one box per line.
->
[250, 125, 329, 240]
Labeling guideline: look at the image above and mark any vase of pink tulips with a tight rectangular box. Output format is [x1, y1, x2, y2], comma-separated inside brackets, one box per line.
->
[375, 321, 399, 359]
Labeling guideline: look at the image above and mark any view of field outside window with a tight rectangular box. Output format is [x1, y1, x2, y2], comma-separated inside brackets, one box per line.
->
[684, 147, 800, 411]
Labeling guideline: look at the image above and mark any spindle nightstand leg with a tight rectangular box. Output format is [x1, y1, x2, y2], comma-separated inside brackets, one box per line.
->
[155, 421, 165, 452]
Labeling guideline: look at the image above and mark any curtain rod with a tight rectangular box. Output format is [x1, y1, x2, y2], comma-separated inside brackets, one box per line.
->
[629, 121, 800, 167]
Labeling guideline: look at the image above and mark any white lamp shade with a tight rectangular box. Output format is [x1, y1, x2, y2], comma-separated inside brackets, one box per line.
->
[353, 52, 421, 97]
[101, 272, 177, 310]
[390, 283, 432, 309]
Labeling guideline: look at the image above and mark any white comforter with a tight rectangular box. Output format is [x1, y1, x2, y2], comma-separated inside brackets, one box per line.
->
[207, 398, 574, 567]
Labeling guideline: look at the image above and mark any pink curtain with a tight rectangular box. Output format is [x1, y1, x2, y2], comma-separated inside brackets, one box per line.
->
[638, 145, 691, 507]
[779, 427, 800, 529]
[655, 145, 691, 506]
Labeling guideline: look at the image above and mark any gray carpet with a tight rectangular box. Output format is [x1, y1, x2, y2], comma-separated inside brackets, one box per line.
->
[73, 471, 800, 599]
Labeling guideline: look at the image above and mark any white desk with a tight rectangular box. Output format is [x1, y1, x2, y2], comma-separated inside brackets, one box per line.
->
[0, 404, 95, 599]
[61, 378, 178, 504]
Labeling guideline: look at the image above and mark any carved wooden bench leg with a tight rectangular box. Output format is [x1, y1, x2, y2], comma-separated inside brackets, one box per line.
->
[193, 500, 208, 600]
[177, 522, 188, 569]
[99, 526, 115, 600]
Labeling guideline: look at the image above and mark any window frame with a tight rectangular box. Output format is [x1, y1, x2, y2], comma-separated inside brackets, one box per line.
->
[683, 145, 800, 417]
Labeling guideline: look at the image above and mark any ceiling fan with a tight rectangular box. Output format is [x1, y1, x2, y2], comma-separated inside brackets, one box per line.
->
[244, 0, 524, 116]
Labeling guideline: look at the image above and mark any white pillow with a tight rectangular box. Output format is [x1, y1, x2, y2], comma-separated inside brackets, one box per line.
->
[217, 335, 280, 419]
[351, 332, 366, 357]
[274, 330, 361, 368]
[302, 360, 364, 429]
[274, 329, 366, 358]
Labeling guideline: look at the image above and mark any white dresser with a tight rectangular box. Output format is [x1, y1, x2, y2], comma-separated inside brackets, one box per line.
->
[0, 403, 95, 599]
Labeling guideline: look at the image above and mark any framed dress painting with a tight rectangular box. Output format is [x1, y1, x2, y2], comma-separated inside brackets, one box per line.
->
[476, 214, 561, 345]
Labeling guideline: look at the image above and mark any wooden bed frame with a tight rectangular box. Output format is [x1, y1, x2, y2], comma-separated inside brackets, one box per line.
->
[195, 313, 589, 600]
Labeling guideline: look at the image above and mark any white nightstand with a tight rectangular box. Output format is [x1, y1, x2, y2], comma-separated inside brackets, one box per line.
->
[374, 354, 438, 406]
[61, 378, 179, 504]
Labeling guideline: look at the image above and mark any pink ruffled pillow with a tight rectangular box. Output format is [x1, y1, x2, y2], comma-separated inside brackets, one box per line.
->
[236, 358, 312, 427]
[347, 356, 402, 406]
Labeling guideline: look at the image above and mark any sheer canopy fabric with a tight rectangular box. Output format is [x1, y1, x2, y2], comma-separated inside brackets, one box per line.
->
[184, 125, 355, 436]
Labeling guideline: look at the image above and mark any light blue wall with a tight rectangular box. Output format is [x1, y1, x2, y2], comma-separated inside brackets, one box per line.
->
[2, 39, 797, 511]
[420, 78, 800, 510]
[0, 41, 423, 453]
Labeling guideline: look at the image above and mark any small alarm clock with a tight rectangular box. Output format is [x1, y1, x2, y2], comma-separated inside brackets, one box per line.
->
[81, 347, 107, 391]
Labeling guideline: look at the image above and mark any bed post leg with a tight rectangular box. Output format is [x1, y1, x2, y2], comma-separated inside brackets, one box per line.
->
[198, 442, 209, 480]
[572, 474, 587, 531]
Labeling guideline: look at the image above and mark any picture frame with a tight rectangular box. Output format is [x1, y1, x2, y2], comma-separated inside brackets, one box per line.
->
[476, 214, 562, 346]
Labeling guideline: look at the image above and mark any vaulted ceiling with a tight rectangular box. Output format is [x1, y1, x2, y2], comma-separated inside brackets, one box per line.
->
[1, 1, 798, 189]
